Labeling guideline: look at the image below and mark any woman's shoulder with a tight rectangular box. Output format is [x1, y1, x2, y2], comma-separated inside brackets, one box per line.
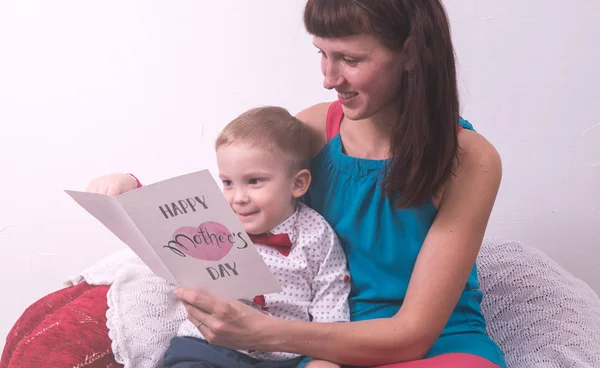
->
[437, 129, 502, 207]
[456, 129, 502, 175]
[295, 102, 331, 157]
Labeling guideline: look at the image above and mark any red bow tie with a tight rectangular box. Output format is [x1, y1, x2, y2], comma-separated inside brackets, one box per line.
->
[249, 233, 293, 257]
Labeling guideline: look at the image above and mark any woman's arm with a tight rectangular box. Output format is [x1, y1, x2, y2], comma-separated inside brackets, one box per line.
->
[177, 129, 502, 366]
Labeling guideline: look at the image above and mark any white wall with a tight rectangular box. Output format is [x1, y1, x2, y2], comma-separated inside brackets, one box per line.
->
[0, 0, 598, 352]
[448, 0, 600, 290]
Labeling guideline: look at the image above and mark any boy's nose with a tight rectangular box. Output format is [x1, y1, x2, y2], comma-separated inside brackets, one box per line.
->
[233, 189, 249, 204]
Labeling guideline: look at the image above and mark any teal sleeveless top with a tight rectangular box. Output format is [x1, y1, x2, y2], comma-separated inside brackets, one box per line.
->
[303, 101, 506, 367]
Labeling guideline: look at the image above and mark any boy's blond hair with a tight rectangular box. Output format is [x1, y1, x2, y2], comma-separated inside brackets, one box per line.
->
[215, 106, 312, 172]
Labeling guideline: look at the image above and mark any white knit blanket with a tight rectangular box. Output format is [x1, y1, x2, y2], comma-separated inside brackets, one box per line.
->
[67, 240, 600, 368]
[66, 248, 186, 368]
[477, 239, 600, 368]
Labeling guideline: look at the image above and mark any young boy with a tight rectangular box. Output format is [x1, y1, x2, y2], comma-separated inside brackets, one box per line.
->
[163, 106, 351, 368]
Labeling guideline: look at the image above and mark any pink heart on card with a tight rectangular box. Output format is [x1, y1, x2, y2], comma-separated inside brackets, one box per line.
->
[167, 221, 235, 261]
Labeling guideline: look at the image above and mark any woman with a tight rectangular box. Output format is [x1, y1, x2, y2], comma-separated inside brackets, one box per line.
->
[88, 0, 506, 367]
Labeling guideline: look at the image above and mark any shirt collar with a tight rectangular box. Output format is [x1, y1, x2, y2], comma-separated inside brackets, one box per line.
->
[270, 203, 301, 243]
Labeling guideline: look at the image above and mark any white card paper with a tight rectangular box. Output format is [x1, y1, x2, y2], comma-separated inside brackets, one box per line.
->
[65, 170, 282, 300]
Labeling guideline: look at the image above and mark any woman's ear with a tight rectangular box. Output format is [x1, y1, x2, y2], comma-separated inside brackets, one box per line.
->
[401, 36, 418, 71]
[292, 169, 312, 198]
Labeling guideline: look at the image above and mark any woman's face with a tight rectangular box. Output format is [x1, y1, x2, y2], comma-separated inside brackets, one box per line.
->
[313, 33, 405, 121]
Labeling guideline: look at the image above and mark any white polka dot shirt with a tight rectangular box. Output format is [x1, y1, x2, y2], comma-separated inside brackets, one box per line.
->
[179, 202, 351, 361]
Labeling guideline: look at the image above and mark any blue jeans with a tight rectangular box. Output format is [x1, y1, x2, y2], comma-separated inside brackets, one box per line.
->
[164, 337, 307, 368]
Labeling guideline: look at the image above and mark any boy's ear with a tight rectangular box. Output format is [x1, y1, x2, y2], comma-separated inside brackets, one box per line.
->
[292, 169, 312, 198]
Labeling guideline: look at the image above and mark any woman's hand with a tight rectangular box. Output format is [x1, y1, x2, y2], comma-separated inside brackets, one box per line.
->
[175, 288, 275, 351]
[85, 173, 139, 196]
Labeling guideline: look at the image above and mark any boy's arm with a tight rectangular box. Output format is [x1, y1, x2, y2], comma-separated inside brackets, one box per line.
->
[127, 173, 143, 188]
[85, 173, 141, 196]
[308, 223, 351, 323]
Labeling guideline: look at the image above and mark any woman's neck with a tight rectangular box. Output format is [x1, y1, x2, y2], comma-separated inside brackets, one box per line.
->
[340, 103, 398, 160]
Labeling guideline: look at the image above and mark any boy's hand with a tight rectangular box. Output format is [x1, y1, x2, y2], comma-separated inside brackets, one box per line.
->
[85, 173, 139, 196]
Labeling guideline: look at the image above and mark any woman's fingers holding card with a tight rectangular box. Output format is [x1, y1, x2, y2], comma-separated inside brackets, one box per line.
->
[175, 288, 272, 350]
[175, 288, 217, 314]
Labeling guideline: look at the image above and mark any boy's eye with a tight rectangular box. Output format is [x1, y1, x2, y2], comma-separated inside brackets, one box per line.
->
[248, 178, 263, 185]
[222, 180, 232, 187]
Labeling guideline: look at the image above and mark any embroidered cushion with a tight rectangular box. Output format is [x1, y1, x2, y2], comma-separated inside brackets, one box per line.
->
[1, 282, 121, 368]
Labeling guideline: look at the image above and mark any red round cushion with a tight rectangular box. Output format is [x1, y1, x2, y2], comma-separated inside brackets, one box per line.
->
[1, 282, 122, 368]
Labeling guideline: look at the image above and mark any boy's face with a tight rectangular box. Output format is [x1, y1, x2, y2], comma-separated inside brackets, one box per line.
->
[216, 143, 310, 235]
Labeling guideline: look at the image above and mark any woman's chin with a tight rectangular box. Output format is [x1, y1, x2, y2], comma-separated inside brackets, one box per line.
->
[340, 105, 366, 121]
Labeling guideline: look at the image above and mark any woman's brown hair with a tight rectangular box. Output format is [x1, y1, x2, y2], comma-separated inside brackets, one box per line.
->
[304, 0, 460, 208]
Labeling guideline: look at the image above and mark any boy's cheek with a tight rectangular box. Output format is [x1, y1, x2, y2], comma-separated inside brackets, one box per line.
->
[223, 192, 234, 204]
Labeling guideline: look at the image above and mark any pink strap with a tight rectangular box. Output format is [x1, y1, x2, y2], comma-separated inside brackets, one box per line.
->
[325, 101, 343, 142]
[374, 353, 499, 368]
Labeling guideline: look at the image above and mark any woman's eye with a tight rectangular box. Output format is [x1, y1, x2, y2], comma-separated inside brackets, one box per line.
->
[343, 58, 359, 66]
